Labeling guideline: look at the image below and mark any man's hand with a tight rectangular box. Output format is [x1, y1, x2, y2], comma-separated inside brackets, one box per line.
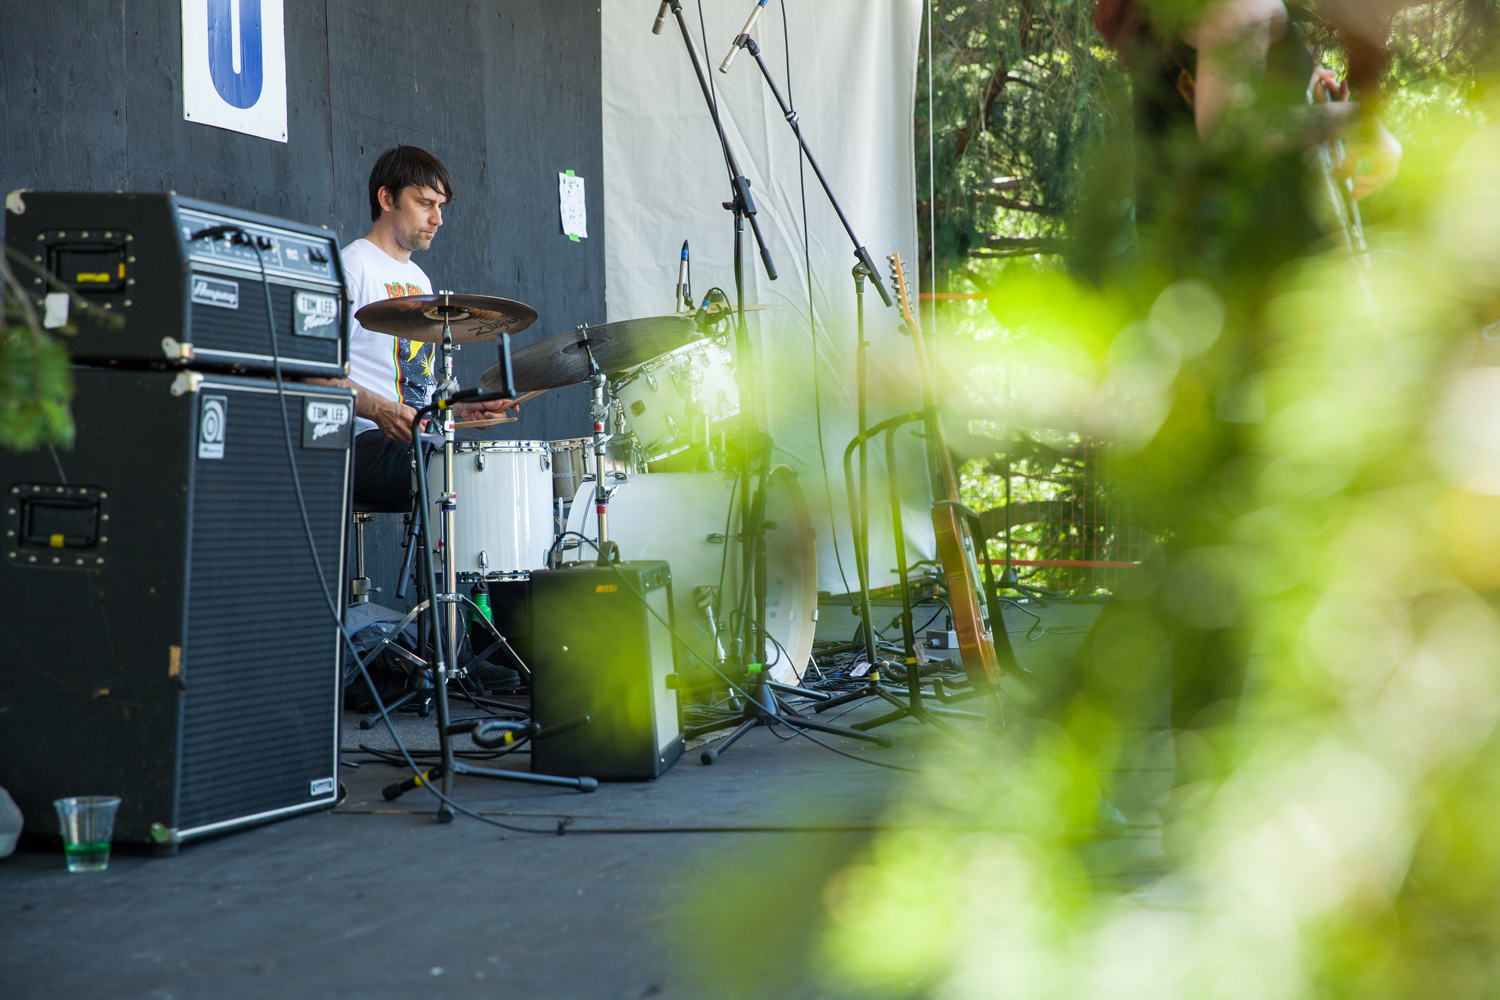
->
[1310, 68, 1402, 201]
[453, 397, 519, 423]
[303, 376, 419, 443]
[371, 394, 420, 443]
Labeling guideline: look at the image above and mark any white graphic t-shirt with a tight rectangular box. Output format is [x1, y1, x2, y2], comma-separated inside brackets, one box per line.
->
[342, 238, 437, 436]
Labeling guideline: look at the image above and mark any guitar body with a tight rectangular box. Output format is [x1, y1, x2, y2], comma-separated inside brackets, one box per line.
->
[932, 505, 1003, 686]
[889, 253, 1004, 688]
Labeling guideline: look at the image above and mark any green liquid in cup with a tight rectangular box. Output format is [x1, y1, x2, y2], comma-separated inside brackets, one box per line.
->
[64, 841, 111, 872]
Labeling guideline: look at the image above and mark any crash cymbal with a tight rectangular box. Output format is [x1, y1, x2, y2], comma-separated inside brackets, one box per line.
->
[355, 293, 538, 343]
[482, 316, 699, 391]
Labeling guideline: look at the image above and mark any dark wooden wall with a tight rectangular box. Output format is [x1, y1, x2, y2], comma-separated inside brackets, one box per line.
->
[1, 0, 605, 609]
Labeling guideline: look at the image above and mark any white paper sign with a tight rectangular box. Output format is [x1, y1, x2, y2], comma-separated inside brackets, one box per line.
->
[181, 0, 288, 143]
[559, 172, 587, 241]
[42, 293, 69, 330]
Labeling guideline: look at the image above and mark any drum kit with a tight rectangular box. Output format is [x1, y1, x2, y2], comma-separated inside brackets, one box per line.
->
[353, 290, 815, 691]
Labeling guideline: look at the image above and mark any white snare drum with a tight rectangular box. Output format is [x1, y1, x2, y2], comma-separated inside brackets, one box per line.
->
[430, 440, 554, 579]
[612, 338, 738, 460]
[564, 469, 816, 684]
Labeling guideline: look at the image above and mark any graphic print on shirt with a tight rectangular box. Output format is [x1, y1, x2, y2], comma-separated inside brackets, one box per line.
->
[380, 282, 436, 406]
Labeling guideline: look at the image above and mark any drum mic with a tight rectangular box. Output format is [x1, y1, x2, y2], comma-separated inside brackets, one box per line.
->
[652, 0, 671, 34]
[719, 0, 767, 73]
[676, 240, 691, 313]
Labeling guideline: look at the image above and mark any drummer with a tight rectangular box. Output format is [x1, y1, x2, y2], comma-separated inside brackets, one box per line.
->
[310, 144, 515, 508]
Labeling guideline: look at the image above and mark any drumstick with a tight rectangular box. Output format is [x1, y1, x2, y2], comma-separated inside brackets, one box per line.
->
[451, 388, 546, 429]
[454, 416, 517, 428]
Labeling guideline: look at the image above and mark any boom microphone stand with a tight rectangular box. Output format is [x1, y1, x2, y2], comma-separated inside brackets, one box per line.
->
[657, 0, 893, 762]
[722, 27, 901, 674]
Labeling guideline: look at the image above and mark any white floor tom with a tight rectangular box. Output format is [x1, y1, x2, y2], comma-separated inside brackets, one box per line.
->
[430, 440, 554, 579]
[563, 469, 816, 684]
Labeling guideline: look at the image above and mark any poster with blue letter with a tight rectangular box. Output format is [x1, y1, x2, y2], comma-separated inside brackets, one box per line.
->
[181, 0, 288, 143]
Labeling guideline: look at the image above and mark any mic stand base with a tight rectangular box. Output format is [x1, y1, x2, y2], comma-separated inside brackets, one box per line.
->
[687, 670, 895, 765]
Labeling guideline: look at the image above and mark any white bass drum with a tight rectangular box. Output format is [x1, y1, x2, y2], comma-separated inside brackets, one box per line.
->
[564, 469, 816, 684]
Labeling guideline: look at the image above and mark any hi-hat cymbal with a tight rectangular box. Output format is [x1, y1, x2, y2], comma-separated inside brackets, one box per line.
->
[482, 316, 698, 391]
[355, 293, 538, 343]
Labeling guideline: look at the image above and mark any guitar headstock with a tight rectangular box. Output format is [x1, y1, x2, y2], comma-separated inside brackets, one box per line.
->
[886, 252, 920, 336]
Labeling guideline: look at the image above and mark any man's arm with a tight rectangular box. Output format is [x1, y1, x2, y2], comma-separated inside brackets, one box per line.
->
[304, 377, 419, 444]
[1191, 0, 1289, 136]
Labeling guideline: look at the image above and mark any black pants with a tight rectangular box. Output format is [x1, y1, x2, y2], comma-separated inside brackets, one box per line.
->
[352, 430, 415, 511]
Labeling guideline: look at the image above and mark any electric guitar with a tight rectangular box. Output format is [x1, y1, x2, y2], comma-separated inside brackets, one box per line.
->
[889, 253, 1003, 687]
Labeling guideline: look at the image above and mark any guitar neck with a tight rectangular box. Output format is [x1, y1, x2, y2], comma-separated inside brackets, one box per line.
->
[891, 255, 961, 503]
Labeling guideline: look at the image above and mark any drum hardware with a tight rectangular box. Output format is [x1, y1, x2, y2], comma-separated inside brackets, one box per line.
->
[351, 511, 378, 604]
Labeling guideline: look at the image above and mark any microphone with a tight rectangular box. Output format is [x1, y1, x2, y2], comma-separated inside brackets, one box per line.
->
[676, 240, 690, 313]
[652, 0, 670, 35]
[719, 0, 768, 73]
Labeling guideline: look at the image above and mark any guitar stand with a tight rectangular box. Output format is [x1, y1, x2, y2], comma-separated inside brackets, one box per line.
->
[810, 667, 979, 735]
[838, 412, 1011, 734]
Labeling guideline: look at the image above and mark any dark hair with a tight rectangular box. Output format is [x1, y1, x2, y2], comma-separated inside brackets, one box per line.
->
[368, 145, 454, 222]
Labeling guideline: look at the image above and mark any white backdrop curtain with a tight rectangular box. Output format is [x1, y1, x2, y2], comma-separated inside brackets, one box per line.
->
[601, 0, 931, 595]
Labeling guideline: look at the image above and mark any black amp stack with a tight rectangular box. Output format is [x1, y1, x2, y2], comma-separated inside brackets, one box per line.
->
[1, 192, 353, 850]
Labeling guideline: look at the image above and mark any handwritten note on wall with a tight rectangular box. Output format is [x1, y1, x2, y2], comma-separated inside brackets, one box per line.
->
[559, 171, 587, 242]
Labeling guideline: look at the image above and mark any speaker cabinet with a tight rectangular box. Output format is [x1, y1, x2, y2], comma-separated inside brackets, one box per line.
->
[0, 368, 353, 847]
[528, 562, 684, 780]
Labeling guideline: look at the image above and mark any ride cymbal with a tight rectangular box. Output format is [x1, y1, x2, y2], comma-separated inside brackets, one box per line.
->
[482, 315, 698, 391]
[355, 293, 538, 343]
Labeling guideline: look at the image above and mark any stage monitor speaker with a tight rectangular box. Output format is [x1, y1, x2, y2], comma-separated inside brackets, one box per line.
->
[528, 562, 684, 780]
[4, 191, 347, 378]
[0, 367, 354, 848]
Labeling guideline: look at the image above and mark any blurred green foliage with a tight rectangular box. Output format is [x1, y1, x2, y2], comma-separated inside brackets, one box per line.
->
[0, 254, 74, 451]
[679, 4, 1500, 999]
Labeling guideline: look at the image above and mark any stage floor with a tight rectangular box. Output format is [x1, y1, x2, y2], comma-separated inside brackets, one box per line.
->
[0, 598, 1168, 1000]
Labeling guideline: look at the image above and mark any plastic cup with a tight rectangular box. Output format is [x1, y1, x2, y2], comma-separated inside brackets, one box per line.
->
[53, 797, 121, 872]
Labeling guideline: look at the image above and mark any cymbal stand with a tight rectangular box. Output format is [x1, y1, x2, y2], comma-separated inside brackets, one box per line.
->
[397, 309, 596, 824]
[581, 332, 620, 565]
[436, 293, 463, 688]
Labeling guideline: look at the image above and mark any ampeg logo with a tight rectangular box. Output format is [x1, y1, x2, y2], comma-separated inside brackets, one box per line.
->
[309, 777, 336, 797]
[302, 397, 351, 449]
[293, 291, 339, 338]
[199, 395, 228, 459]
[191, 275, 239, 309]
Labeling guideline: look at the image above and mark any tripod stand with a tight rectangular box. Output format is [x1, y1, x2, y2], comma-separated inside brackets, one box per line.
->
[658, 0, 896, 763]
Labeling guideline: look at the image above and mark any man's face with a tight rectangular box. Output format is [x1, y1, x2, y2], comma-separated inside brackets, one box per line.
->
[380, 184, 446, 253]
